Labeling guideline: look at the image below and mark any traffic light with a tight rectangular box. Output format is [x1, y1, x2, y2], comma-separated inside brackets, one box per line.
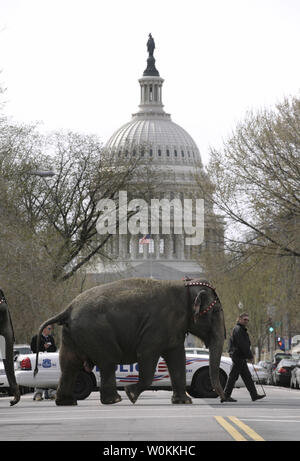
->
[277, 337, 285, 351]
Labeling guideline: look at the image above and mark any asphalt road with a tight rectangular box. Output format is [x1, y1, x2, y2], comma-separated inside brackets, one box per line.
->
[1, 386, 300, 443]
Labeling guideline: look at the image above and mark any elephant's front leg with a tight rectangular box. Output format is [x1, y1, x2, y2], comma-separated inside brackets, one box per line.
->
[163, 347, 192, 404]
[99, 363, 122, 404]
[125, 353, 159, 404]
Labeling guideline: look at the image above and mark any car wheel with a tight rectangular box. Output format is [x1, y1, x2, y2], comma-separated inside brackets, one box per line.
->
[73, 371, 94, 400]
[19, 386, 31, 395]
[189, 368, 227, 398]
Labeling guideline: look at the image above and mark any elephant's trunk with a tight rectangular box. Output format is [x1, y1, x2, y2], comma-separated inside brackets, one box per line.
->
[208, 310, 226, 400]
[0, 297, 21, 406]
[3, 345, 20, 406]
[209, 342, 226, 400]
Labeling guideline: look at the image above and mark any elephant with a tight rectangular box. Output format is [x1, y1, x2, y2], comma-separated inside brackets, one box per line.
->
[0, 289, 20, 406]
[34, 277, 226, 406]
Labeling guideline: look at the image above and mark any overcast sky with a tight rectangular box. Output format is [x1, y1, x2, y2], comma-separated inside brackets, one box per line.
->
[1, 0, 300, 165]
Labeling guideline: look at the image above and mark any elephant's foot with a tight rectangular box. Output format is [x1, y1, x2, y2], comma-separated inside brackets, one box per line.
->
[10, 391, 21, 407]
[55, 398, 78, 406]
[55, 391, 77, 406]
[100, 390, 122, 405]
[125, 384, 139, 404]
[171, 393, 193, 404]
[101, 393, 122, 405]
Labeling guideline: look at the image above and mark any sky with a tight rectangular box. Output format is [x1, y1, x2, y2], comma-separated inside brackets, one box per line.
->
[0, 0, 300, 165]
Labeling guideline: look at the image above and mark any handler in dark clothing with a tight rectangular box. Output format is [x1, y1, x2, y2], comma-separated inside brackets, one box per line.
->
[221, 313, 266, 403]
[30, 326, 57, 400]
[31, 326, 57, 353]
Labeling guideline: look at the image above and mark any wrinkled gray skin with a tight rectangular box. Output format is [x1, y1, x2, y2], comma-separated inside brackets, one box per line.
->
[0, 292, 20, 406]
[34, 278, 226, 406]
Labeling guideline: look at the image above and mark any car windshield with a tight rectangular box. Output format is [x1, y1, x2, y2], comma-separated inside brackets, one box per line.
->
[185, 348, 209, 355]
[13, 346, 32, 360]
[278, 359, 297, 367]
[15, 348, 31, 354]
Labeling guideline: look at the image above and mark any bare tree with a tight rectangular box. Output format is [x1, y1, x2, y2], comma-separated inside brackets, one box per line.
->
[2, 130, 156, 282]
[195, 95, 300, 355]
[201, 95, 300, 262]
[1, 126, 158, 282]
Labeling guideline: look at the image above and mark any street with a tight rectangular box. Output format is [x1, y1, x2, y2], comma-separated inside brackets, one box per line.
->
[1, 386, 300, 443]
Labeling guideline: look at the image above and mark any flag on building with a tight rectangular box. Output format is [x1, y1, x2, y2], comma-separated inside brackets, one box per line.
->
[139, 234, 151, 244]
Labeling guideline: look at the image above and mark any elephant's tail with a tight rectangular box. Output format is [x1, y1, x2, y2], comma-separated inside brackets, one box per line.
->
[33, 306, 72, 377]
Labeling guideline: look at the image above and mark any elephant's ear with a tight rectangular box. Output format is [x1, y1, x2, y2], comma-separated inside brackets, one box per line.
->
[193, 289, 207, 317]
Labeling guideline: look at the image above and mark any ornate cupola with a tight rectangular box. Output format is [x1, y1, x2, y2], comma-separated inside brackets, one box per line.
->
[106, 34, 201, 167]
[137, 34, 166, 115]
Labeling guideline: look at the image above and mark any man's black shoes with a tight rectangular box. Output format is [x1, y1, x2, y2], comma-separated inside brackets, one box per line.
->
[252, 394, 266, 401]
[220, 396, 237, 403]
[221, 394, 266, 403]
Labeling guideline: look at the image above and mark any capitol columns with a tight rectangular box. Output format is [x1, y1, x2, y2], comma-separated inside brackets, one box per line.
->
[154, 234, 160, 259]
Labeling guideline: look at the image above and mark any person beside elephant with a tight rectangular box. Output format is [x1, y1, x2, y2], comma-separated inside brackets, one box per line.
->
[221, 312, 266, 403]
[31, 325, 57, 401]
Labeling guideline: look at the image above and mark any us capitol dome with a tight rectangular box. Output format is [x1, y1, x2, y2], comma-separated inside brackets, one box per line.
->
[91, 34, 223, 282]
[105, 33, 202, 178]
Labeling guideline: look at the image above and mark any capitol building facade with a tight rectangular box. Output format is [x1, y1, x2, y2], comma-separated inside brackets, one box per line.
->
[90, 35, 223, 283]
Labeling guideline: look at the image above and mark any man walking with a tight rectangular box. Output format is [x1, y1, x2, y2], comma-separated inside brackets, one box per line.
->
[221, 312, 266, 403]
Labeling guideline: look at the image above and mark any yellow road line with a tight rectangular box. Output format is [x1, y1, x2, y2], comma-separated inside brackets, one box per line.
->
[215, 416, 247, 441]
[228, 416, 265, 441]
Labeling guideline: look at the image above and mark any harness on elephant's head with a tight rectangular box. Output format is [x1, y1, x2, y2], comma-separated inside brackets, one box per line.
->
[183, 277, 221, 317]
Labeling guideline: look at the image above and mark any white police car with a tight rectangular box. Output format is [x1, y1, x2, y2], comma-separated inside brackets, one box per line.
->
[15, 350, 259, 400]
[0, 344, 32, 395]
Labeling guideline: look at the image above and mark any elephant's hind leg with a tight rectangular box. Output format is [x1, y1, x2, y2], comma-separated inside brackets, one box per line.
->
[125, 353, 159, 404]
[99, 363, 122, 405]
[56, 342, 82, 406]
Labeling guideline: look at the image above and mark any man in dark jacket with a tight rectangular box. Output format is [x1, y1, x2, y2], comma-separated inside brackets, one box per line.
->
[31, 326, 57, 353]
[221, 313, 266, 403]
[30, 326, 57, 400]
